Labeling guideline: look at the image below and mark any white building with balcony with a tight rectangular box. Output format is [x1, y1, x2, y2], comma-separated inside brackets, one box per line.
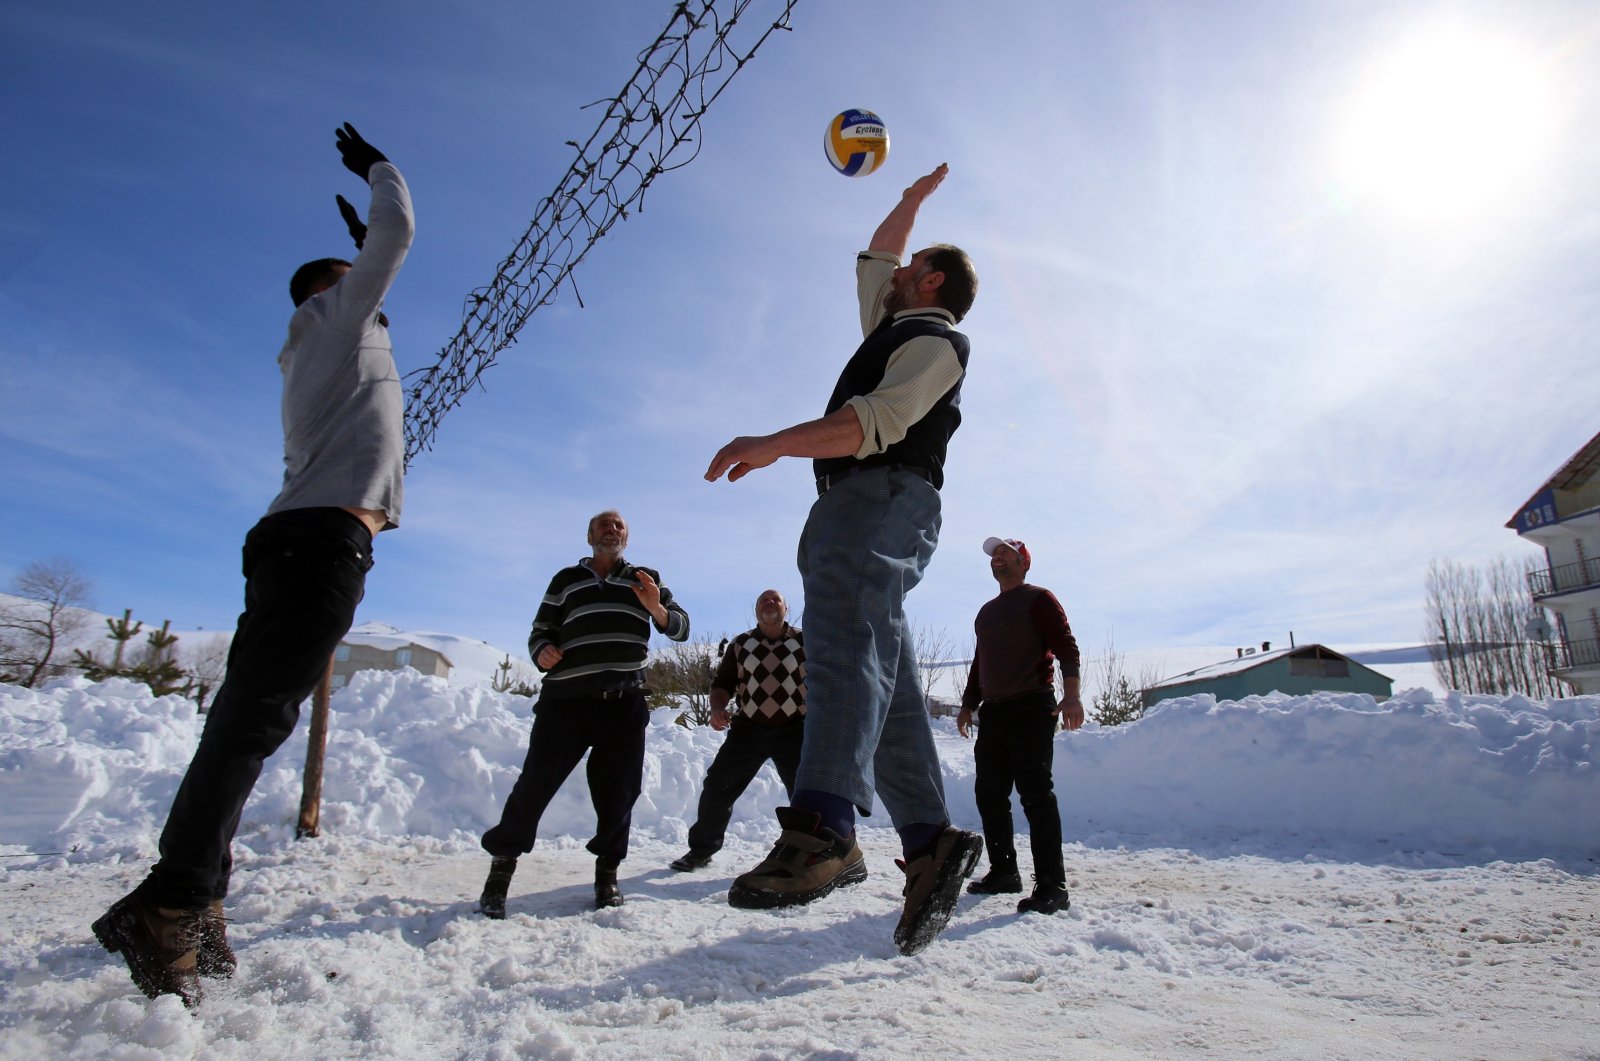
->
[1507, 430, 1600, 694]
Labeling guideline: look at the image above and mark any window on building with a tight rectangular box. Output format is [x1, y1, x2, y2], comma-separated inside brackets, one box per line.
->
[1288, 657, 1349, 679]
[330, 675, 347, 689]
[334, 645, 351, 662]
[395, 649, 413, 667]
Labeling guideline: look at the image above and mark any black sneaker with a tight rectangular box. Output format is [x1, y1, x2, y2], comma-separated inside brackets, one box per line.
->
[478, 856, 518, 920]
[1017, 880, 1070, 915]
[670, 848, 715, 872]
[893, 827, 983, 956]
[91, 889, 206, 1007]
[728, 807, 867, 910]
[966, 865, 1023, 895]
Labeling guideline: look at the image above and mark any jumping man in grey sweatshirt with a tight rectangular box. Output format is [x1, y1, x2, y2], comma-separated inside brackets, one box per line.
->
[92, 123, 414, 1008]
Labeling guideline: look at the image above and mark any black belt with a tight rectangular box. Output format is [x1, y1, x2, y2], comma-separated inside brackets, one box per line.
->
[815, 463, 933, 497]
[593, 688, 639, 701]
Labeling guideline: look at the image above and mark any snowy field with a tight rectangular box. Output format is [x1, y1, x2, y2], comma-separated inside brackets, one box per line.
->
[1, 669, 1596, 1058]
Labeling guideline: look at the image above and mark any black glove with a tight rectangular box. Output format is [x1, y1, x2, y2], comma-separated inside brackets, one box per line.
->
[336, 194, 367, 250]
[335, 122, 388, 181]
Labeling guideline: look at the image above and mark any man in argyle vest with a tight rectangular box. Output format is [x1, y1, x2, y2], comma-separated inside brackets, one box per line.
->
[671, 589, 806, 871]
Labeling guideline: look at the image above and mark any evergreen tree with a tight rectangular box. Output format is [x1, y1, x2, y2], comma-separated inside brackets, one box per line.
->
[73, 609, 143, 680]
[1092, 675, 1146, 727]
[74, 611, 196, 698]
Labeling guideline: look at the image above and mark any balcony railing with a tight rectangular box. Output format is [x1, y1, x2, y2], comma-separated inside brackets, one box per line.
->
[1528, 558, 1600, 597]
[1552, 637, 1600, 671]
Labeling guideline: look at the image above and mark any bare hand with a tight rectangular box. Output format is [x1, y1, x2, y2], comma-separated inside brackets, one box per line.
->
[705, 435, 779, 483]
[903, 163, 949, 204]
[956, 706, 974, 739]
[710, 703, 729, 731]
[631, 570, 665, 621]
[536, 645, 564, 669]
[1056, 695, 1085, 732]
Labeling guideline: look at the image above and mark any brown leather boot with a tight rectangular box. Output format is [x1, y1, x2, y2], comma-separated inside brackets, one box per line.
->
[894, 827, 983, 956]
[91, 888, 205, 1007]
[196, 899, 236, 978]
[728, 807, 868, 910]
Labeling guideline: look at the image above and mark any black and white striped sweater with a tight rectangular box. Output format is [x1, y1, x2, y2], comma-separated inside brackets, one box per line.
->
[527, 558, 690, 698]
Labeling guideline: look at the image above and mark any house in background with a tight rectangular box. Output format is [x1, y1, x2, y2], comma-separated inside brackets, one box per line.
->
[1142, 643, 1393, 708]
[331, 637, 452, 690]
[1507, 429, 1600, 695]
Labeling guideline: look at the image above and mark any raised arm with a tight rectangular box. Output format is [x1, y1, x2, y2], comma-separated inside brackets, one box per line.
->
[328, 123, 413, 325]
[867, 164, 948, 257]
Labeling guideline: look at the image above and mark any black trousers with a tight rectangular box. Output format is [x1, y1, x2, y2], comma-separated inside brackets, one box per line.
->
[686, 717, 803, 853]
[482, 689, 650, 864]
[149, 508, 373, 907]
[973, 690, 1065, 883]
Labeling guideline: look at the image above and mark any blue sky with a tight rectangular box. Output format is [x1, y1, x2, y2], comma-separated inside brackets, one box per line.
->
[3, 0, 1597, 664]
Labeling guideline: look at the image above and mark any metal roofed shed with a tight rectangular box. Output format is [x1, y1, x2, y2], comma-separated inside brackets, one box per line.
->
[1142, 644, 1394, 708]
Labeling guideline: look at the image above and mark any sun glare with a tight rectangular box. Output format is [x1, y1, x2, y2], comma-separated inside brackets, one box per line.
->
[1335, 22, 1554, 223]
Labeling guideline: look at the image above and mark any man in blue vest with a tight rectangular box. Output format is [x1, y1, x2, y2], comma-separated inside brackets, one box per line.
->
[705, 164, 982, 956]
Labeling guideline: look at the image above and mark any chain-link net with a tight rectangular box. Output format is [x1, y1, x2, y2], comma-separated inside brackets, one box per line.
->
[403, 0, 800, 464]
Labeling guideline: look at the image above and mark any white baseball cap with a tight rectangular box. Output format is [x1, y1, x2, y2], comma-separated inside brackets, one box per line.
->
[982, 536, 1031, 567]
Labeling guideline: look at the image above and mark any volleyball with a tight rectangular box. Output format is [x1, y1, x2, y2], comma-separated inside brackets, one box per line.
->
[824, 108, 889, 177]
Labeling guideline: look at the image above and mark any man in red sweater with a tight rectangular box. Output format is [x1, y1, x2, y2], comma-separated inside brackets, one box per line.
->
[957, 536, 1083, 914]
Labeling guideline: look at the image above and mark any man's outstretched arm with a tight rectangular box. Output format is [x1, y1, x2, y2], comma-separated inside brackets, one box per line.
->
[867, 163, 948, 257]
[704, 407, 864, 483]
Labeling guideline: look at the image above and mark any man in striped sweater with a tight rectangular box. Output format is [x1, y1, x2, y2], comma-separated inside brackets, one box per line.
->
[478, 510, 690, 915]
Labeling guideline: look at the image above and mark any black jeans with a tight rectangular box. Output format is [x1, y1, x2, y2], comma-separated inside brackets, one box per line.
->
[973, 690, 1065, 883]
[482, 689, 650, 864]
[148, 508, 373, 907]
[686, 718, 803, 853]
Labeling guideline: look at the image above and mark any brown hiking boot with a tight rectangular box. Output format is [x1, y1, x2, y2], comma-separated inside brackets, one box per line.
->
[478, 856, 518, 920]
[196, 899, 236, 979]
[91, 889, 205, 1007]
[728, 806, 868, 910]
[893, 827, 983, 956]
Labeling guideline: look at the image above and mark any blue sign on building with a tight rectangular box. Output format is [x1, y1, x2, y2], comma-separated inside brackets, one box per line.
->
[1515, 488, 1559, 533]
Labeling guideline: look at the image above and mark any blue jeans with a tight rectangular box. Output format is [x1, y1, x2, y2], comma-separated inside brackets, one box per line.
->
[794, 466, 948, 828]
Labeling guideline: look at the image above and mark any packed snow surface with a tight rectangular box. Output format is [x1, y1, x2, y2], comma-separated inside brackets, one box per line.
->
[1, 671, 1595, 1058]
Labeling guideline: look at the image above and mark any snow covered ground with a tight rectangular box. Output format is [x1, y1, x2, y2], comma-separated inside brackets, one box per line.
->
[1, 669, 1595, 1058]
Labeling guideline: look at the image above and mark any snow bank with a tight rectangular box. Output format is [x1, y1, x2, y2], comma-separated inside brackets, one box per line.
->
[2, 673, 1595, 864]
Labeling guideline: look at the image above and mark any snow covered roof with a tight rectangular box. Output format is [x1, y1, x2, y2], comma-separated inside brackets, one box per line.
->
[342, 622, 455, 668]
[1148, 643, 1355, 690]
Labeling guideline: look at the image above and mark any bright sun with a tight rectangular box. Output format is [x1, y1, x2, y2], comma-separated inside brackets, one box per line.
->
[1334, 22, 1554, 223]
